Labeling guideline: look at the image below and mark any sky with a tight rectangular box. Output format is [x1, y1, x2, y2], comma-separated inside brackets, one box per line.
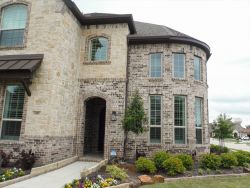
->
[73, 0, 250, 126]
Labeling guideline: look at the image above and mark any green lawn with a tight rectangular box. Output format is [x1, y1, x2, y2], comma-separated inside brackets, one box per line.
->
[141, 175, 250, 188]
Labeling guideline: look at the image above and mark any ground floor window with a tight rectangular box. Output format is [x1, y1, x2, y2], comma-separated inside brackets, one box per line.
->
[174, 95, 186, 144]
[150, 95, 161, 143]
[195, 97, 203, 144]
[1, 84, 25, 140]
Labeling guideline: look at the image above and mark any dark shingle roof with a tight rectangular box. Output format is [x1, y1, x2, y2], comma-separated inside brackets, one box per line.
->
[133, 21, 191, 38]
[63, 0, 211, 58]
[129, 21, 211, 58]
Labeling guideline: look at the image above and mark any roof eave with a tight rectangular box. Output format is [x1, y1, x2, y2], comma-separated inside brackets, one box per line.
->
[82, 15, 136, 34]
[63, 0, 136, 34]
[128, 36, 211, 60]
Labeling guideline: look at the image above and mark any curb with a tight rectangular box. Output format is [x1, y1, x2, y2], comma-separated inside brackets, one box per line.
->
[107, 183, 130, 188]
[80, 159, 108, 177]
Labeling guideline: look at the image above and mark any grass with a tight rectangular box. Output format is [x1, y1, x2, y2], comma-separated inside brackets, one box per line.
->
[141, 175, 250, 188]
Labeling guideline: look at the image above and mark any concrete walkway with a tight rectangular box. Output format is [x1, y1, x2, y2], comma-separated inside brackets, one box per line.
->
[210, 138, 250, 152]
[6, 161, 97, 188]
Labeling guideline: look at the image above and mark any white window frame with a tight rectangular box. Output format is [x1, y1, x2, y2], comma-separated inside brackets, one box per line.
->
[172, 53, 186, 79]
[0, 84, 25, 140]
[149, 95, 162, 144]
[174, 95, 187, 144]
[149, 53, 163, 78]
[195, 97, 203, 144]
[194, 56, 202, 81]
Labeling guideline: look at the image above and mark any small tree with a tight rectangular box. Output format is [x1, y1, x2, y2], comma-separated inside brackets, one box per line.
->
[212, 114, 234, 146]
[122, 90, 147, 160]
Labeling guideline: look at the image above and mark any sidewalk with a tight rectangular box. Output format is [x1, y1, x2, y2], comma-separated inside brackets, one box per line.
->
[210, 138, 250, 152]
[6, 161, 97, 188]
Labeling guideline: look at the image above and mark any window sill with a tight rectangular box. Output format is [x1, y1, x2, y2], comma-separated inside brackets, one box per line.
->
[83, 61, 111, 65]
[172, 78, 187, 81]
[172, 144, 189, 148]
[0, 139, 24, 144]
[0, 45, 26, 50]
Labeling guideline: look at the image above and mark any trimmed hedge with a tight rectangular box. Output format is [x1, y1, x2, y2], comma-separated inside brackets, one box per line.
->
[210, 144, 229, 155]
[153, 151, 171, 170]
[163, 157, 185, 176]
[176, 154, 194, 170]
[136, 157, 156, 174]
[200, 154, 221, 170]
[233, 151, 250, 166]
[220, 153, 238, 168]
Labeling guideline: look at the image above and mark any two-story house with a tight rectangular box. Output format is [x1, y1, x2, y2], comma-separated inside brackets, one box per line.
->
[0, 0, 211, 166]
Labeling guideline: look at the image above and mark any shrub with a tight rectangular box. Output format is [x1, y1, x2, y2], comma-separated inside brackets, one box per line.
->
[176, 154, 194, 170]
[106, 165, 128, 181]
[153, 151, 171, 170]
[210, 144, 229, 155]
[200, 154, 221, 170]
[0, 150, 13, 168]
[233, 151, 250, 166]
[198, 168, 204, 175]
[162, 157, 185, 176]
[135, 157, 156, 174]
[16, 150, 36, 170]
[220, 153, 238, 168]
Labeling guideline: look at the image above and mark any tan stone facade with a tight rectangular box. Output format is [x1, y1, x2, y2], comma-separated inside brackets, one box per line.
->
[0, 0, 210, 165]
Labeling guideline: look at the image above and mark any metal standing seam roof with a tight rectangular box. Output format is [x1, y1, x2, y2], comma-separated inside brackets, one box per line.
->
[0, 54, 44, 75]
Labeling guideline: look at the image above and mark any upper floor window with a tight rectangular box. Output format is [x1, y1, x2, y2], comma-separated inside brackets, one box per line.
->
[194, 56, 202, 81]
[0, 4, 28, 48]
[173, 53, 185, 79]
[89, 37, 108, 61]
[1, 85, 25, 140]
[150, 53, 162, 78]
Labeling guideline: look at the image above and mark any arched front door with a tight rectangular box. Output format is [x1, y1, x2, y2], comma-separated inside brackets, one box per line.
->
[83, 97, 106, 157]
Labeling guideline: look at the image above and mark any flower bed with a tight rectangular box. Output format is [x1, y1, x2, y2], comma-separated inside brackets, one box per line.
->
[65, 175, 119, 188]
[0, 168, 25, 182]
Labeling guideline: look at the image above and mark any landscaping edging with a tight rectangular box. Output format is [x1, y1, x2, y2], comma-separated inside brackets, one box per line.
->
[0, 156, 78, 187]
[164, 173, 250, 182]
[80, 159, 108, 177]
[107, 183, 130, 188]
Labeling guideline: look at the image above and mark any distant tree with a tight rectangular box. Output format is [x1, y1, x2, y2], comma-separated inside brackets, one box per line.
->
[212, 114, 234, 146]
[246, 125, 250, 129]
[122, 90, 148, 160]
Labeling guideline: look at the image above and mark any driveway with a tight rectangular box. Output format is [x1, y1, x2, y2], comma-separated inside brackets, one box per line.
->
[6, 161, 97, 188]
[210, 138, 250, 152]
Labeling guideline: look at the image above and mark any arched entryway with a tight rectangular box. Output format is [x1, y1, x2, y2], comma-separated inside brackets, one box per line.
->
[84, 97, 106, 157]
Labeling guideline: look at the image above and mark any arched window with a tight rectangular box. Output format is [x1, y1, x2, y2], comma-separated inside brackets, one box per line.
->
[0, 4, 28, 47]
[89, 37, 108, 61]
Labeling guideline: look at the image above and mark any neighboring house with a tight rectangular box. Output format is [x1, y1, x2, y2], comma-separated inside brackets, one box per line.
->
[0, 0, 211, 166]
[232, 119, 248, 138]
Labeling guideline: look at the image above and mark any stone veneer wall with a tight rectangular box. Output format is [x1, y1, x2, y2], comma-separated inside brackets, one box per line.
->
[126, 43, 209, 159]
[0, 0, 81, 165]
[76, 78, 127, 159]
[76, 23, 130, 159]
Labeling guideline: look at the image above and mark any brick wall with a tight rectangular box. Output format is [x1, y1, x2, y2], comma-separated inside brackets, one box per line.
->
[126, 43, 210, 159]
